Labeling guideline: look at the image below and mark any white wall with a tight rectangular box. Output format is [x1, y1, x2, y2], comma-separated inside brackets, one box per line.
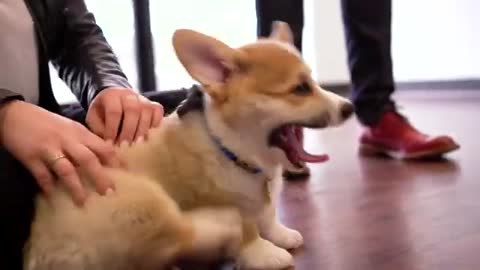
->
[307, 0, 349, 84]
[51, 0, 480, 104]
[309, 0, 480, 84]
[52, 0, 258, 104]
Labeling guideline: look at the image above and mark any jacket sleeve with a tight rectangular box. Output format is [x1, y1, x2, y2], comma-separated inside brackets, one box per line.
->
[51, 0, 132, 110]
[0, 88, 24, 105]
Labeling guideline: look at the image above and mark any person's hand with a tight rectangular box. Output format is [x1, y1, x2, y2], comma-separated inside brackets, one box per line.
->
[0, 101, 121, 206]
[86, 87, 164, 144]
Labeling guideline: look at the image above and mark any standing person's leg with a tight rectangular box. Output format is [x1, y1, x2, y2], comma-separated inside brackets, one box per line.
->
[256, 0, 311, 178]
[341, 0, 394, 124]
[341, 0, 459, 159]
[255, 0, 304, 52]
[0, 149, 40, 269]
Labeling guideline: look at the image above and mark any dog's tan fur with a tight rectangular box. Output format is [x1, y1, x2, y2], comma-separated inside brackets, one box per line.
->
[24, 22, 352, 270]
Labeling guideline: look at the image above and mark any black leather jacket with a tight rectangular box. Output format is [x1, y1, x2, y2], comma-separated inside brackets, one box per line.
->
[0, 0, 131, 113]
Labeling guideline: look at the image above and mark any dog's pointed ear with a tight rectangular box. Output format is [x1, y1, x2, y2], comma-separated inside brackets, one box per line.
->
[173, 29, 242, 102]
[269, 21, 294, 45]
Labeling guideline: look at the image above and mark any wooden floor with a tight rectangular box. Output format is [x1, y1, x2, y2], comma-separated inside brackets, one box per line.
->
[276, 89, 480, 270]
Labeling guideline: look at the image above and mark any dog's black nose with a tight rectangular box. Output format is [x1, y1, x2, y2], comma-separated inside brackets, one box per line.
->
[340, 102, 355, 120]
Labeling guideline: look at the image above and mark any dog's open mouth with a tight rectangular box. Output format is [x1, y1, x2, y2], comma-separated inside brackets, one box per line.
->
[269, 124, 329, 167]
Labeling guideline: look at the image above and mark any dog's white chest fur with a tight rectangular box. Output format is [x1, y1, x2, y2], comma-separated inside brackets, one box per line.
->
[210, 157, 284, 215]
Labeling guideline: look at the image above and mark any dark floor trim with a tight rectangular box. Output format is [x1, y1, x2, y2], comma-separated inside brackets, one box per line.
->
[395, 79, 480, 90]
[319, 83, 350, 95]
[321, 79, 480, 95]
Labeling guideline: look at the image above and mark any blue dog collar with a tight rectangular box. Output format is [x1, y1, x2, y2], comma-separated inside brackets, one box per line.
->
[210, 135, 263, 175]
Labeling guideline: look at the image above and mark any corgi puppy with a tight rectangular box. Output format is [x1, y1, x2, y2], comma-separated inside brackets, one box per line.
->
[24, 21, 354, 270]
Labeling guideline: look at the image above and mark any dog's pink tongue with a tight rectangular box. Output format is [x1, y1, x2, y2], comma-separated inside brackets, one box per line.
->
[286, 126, 329, 163]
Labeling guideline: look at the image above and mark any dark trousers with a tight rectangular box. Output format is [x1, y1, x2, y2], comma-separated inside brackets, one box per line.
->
[255, 0, 396, 125]
[255, 0, 304, 52]
[0, 150, 39, 269]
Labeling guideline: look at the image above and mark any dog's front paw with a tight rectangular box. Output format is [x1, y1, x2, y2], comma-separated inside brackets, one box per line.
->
[264, 223, 303, 250]
[238, 238, 293, 270]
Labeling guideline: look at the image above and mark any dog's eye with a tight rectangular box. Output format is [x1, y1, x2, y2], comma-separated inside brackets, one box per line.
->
[292, 82, 312, 95]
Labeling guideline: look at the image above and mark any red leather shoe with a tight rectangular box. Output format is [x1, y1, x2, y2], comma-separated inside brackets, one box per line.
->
[359, 111, 460, 159]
